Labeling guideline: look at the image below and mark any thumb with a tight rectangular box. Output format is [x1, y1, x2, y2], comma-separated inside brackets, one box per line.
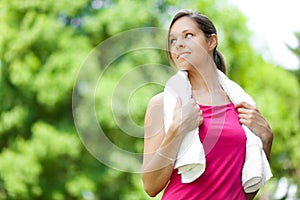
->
[175, 97, 182, 109]
[173, 97, 183, 120]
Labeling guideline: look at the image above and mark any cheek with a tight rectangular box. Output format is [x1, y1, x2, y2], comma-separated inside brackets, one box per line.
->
[192, 42, 209, 58]
[170, 52, 177, 63]
[188, 37, 208, 49]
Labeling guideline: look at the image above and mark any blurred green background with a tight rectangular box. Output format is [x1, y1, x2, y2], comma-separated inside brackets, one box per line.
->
[0, 0, 299, 199]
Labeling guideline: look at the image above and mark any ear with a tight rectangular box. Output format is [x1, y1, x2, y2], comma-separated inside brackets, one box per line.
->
[208, 34, 218, 51]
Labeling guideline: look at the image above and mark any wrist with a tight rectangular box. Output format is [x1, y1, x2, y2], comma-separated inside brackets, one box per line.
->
[259, 129, 273, 160]
[260, 129, 273, 144]
[156, 149, 176, 166]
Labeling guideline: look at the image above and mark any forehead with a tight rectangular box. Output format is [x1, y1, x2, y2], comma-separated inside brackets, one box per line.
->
[170, 16, 199, 34]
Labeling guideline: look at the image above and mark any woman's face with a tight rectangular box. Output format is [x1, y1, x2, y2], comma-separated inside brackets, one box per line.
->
[169, 16, 212, 71]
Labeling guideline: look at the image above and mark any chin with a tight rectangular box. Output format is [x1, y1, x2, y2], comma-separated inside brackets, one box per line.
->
[178, 66, 189, 71]
[176, 63, 194, 71]
[175, 59, 196, 70]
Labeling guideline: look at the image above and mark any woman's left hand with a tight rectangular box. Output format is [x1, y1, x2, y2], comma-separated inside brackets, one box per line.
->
[236, 102, 273, 160]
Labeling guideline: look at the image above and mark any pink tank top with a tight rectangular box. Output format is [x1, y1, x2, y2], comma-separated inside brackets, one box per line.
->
[162, 103, 247, 200]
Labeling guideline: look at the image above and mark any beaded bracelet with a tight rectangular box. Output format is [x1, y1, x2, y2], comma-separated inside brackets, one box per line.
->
[156, 149, 176, 166]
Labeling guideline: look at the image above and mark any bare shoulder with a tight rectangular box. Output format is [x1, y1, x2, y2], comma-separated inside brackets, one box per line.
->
[148, 92, 163, 107]
[145, 92, 164, 121]
[144, 92, 165, 139]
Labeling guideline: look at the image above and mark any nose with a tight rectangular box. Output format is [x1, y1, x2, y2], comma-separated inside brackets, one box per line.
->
[175, 38, 185, 49]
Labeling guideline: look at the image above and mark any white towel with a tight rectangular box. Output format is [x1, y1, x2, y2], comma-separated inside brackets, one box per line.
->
[163, 69, 272, 193]
[163, 71, 206, 183]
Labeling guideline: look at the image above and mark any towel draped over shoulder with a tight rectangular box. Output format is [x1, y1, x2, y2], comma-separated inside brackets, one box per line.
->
[163, 70, 272, 193]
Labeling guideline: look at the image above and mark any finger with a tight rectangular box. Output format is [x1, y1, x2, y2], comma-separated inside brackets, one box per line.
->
[237, 107, 249, 115]
[189, 98, 200, 110]
[239, 118, 249, 126]
[238, 113, 249, 120]
[199, 115, 203, 126]
[235, 101, 255, 109]
[187, 98, 197, 105]
[237, 106, 258, 116]
[183, 98, 198, 112]
[235, 102, 246, 109]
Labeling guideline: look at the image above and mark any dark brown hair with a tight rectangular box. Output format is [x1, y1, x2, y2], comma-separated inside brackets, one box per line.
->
[167, 9, 226, 74]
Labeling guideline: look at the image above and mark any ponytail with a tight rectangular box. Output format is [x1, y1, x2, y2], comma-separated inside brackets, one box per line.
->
[214, 49, 226, 74]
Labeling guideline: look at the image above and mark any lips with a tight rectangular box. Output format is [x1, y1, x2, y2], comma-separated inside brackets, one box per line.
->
[176, 52, 191, 60]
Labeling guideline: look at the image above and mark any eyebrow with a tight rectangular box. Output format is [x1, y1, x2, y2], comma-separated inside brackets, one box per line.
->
[182, 29, 194, 33]
[169, 28, 195, 37]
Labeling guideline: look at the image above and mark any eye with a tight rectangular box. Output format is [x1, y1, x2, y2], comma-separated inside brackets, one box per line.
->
[185, 33, 193, 38]
[169, 38, 177, 45]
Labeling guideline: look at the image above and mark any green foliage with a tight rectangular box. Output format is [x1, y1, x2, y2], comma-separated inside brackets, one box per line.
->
[0, 0, 299, 199]
[0, 0, 98, 199]
[0, 121, 81, 199]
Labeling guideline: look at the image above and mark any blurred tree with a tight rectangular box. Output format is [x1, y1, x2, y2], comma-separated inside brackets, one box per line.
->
[0, 0, 299, 199]
[0, 0, 102, 199]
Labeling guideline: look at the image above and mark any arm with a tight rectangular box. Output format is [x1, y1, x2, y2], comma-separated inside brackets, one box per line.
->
[245, 192, 257, 200]
[142, 93, 202, 197]
[236, 102, 274, 200]
[236, 102, 273, 160]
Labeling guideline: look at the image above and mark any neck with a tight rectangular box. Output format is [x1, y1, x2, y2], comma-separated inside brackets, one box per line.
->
[187, 63, 230, 106]
[187, 63, 221, 93]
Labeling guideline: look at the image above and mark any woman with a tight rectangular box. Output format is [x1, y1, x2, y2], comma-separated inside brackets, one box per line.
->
[142, 9, 273, 199]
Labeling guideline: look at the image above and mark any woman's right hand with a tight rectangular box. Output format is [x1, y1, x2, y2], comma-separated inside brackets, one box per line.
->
[171, 98, 203, 136]
[142, 94, 203, 197]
